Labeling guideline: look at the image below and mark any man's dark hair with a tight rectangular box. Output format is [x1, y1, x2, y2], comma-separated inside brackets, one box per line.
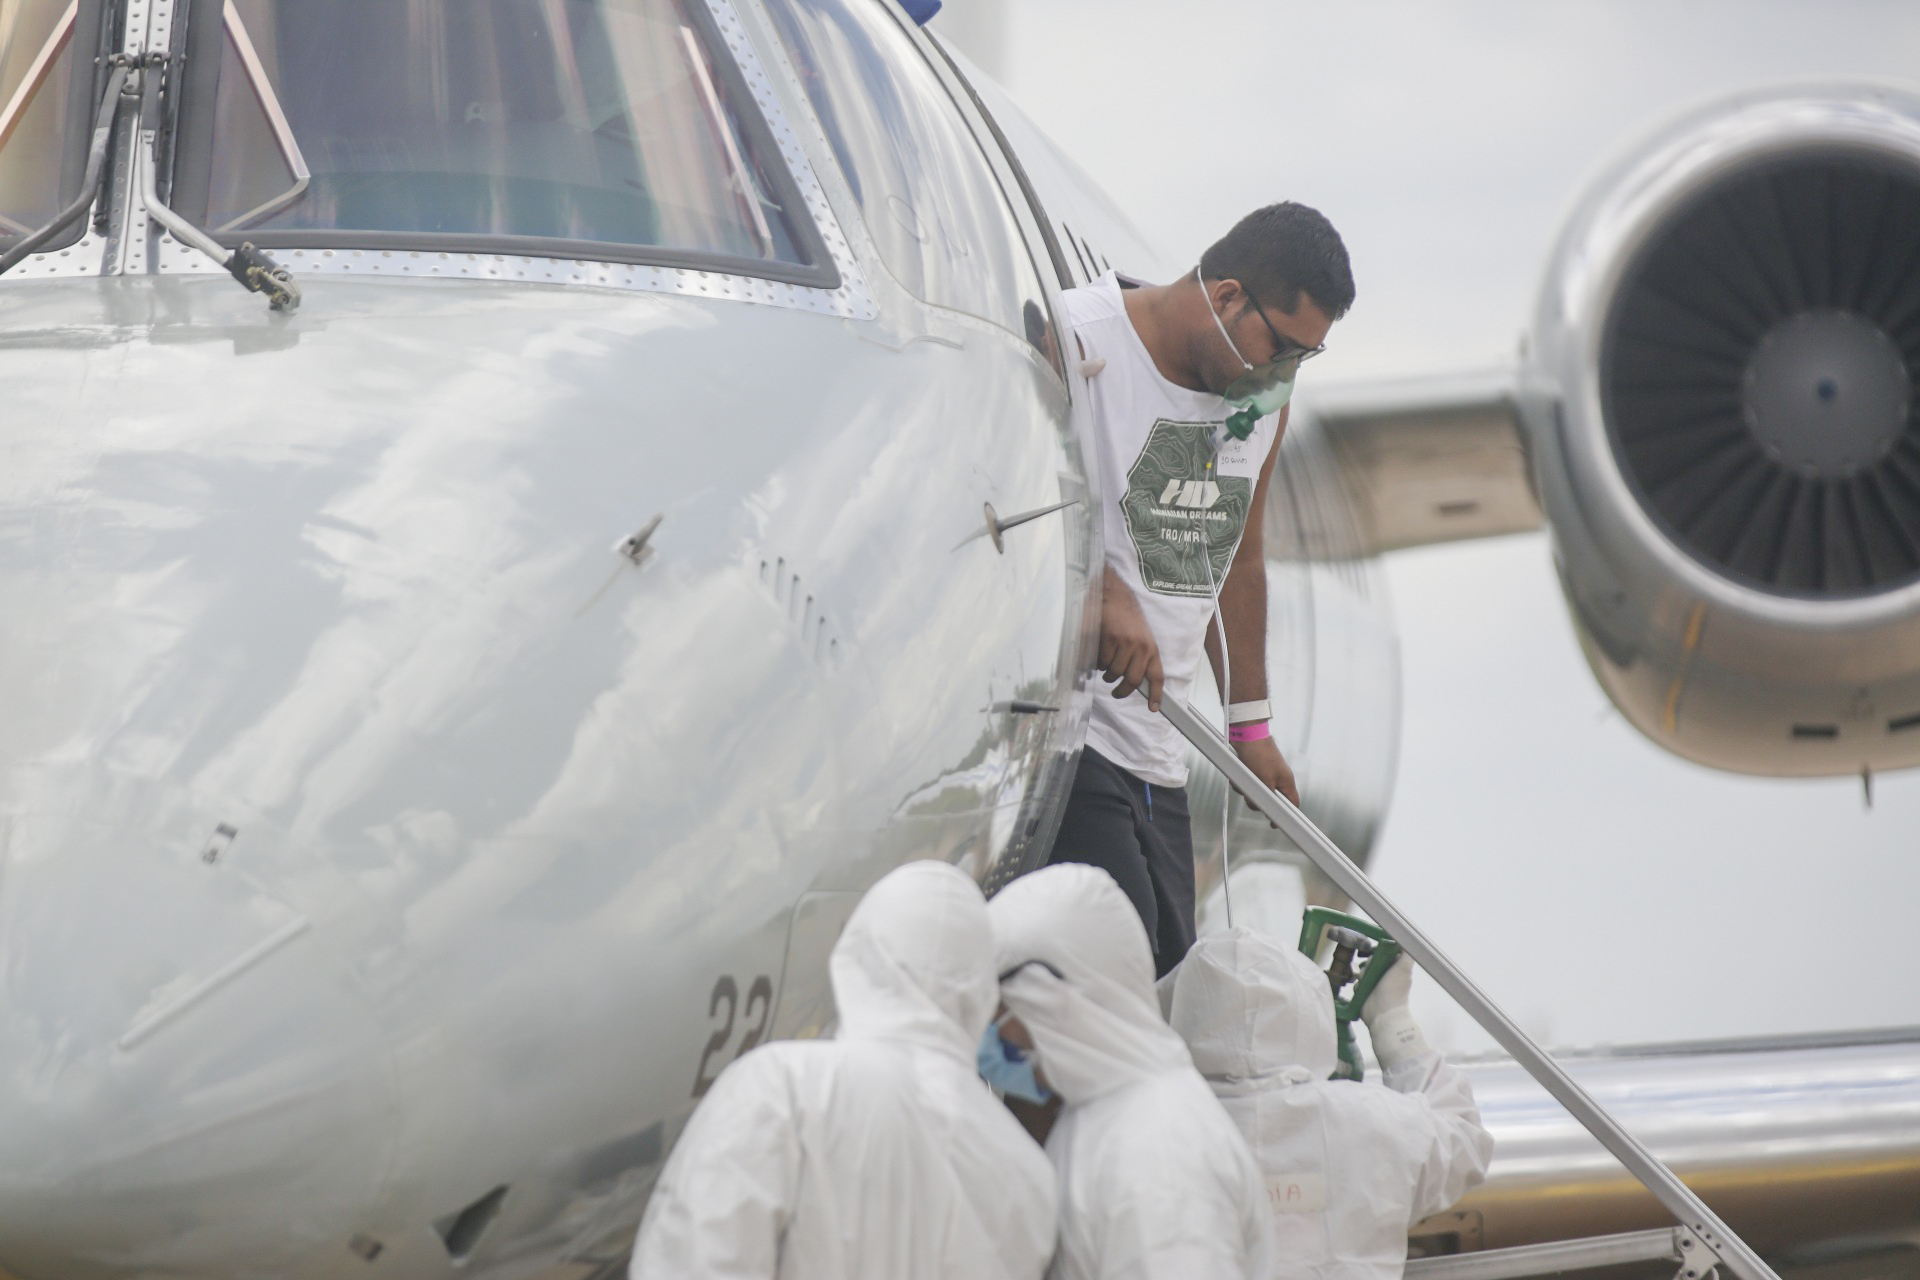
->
[1198, 202, 1355, 320]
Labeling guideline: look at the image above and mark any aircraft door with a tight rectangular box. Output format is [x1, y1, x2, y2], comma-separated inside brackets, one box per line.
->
[758, 0, 1055, 363]
[759, 0, 1086, 887]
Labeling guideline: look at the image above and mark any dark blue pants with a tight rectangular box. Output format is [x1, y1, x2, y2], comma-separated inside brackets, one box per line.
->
[1045, 747, 1195, 978]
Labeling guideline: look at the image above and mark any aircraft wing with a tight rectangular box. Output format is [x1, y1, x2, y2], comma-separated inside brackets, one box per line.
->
[1410, 1028, 1920, 1275]
[1304, 368, 1542, 557]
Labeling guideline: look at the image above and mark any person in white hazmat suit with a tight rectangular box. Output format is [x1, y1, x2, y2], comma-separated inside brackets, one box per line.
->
[629, 860, 1057, 1280]
[1164, 927, 1495, 1280]
[986, 863, 1273, 1280]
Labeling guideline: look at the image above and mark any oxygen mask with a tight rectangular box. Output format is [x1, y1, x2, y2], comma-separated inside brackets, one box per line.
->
[1197, 268, 1321, 439]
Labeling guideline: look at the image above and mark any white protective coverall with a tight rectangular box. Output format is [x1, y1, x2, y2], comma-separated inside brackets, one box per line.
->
[630, 861, 1057, 1280]
[1165, 927, 1494, 1280]
[989, 863, 1273, 1280]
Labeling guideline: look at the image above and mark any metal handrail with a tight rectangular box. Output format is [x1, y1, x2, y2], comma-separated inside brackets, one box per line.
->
[1405, 1227, 1716, 1280]
[1154, 693, 1778, 1280]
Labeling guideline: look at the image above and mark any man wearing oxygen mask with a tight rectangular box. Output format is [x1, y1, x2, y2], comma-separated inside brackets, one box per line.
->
[1047, 202, 1354, 977]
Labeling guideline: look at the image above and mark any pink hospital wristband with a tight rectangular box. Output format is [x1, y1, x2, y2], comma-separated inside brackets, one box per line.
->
[1228, 721, 1271, 744]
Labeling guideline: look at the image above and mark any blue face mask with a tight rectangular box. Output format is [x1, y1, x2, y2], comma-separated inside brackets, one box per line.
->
[976, 1018, 1051, 1104]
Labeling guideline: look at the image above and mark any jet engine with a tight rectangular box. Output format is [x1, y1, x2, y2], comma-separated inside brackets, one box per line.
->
[1526, 84, 1920, 777]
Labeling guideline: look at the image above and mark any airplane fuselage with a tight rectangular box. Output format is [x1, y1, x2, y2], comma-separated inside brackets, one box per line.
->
[0, 256, 1090, 1277]
[7, 0, 1915, 1276]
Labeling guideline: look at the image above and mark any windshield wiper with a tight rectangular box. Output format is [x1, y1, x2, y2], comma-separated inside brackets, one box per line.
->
[0, 53, 133, 276]
[134, 53, 299, 312]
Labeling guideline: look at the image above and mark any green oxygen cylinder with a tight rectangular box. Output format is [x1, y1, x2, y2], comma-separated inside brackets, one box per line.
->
[1297, 907, 1403, 1082]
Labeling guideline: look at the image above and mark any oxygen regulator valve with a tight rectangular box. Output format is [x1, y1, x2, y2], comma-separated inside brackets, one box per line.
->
[1297, 907, 1404, 1082]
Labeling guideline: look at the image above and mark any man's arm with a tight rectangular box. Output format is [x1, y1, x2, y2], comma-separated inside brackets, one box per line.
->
[1205, 406, 1299, 807]
[1099, 564, 1166, 711]
[1072, 323, 1166, 712]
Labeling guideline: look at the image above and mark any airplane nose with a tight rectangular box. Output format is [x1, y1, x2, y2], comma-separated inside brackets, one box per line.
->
[0, 810, 397, 1280]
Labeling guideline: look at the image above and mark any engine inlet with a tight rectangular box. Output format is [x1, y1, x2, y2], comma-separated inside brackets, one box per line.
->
[1602, 151, 1920, 597]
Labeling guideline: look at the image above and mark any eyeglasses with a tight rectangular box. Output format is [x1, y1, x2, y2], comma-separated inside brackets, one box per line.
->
[1239, 282, 1325, 379]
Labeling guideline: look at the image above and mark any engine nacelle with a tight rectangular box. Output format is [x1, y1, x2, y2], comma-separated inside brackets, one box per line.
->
[1528, 84, 1920, 776]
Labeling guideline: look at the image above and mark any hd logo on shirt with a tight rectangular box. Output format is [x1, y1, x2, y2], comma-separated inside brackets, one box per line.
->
[1120, 419, 1253, 597]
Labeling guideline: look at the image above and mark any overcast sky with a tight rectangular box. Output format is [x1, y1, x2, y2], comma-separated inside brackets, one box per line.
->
[934, 0, 1920, 1052]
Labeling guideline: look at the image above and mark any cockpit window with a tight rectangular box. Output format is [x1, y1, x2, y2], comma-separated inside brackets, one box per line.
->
[0, 0, 105, 249]
[169, 0, 835, 284]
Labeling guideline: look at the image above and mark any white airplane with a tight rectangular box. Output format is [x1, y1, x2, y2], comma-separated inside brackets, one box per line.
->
[1, 0, 1917, 1278]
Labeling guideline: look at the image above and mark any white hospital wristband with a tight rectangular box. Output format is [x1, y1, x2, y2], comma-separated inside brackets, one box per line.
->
[1226, 699, 1272, 725]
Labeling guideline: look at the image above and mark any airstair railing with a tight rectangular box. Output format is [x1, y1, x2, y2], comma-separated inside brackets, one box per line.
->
[1154, 693, 1781, 1280]
[1404, 1226, 1721, 1280]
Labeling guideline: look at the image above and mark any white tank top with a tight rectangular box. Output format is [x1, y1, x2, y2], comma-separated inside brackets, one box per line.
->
[1067, 272, 1281, 787]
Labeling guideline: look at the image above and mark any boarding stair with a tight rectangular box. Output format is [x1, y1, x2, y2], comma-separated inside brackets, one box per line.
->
[1155, 695, 1781, 1280]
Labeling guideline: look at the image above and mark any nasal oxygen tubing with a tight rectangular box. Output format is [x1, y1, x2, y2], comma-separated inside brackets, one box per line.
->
[1198, 427, 1236, 928]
